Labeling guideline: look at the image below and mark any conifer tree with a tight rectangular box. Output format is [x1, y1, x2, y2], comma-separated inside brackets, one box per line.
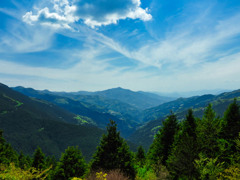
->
[136, 146, 146, 167]
[148, 112, 179, 166]
[167, 109, 198, 179]
[222, 99, 240, 141]
[197, 104, 221, 158]
[32, 146, 46, 170]
[0, 130, 18, 165]
[91, 120, 135, 180]
[54, 146, 86, 180]
[18, 152, 31, 169]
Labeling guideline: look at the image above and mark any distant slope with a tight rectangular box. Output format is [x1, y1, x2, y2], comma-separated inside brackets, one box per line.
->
[13, 86, 138, 137]
[94, 87, 172, 110]
[44, 91, 142, 124]
[142, 94, 216, 122]
[129, 90, 240, 150]
[0, 83, 104, 161]
[52, 87, 173, 110]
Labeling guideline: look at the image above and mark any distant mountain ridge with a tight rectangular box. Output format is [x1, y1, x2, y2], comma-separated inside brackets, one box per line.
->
[53, 87, 173, 110]
[93, 87, 172, 110]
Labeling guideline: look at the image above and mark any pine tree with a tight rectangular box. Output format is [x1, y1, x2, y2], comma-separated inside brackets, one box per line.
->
[54, 146, 86, 180]
[167, 109, 198, 179]
[32, 146, 46, 170]
[148, 112, 179, 166]
[197, 104, 221, 158]
[135, 146, 146, 167]
[18, 151, 31, 169]
[0, 130, 18, 165]
[222, 99, 240, 141]
[91, 120, 135, 179]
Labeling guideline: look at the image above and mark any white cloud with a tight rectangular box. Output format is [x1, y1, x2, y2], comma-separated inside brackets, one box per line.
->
[22, 0, 152, 28]
[23, 0, 77, 29]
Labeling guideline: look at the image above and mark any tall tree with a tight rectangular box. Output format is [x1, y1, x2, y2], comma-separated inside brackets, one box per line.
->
[32, 146, 46, 170]
[197, 104, 221, 158]
[135, 146, 146, 167]
[167, 109, 198, 179]
[18, 152, 31, 169]
[222, 99, 240, 141]
[54, 146, 86, 180]
[148, 112, 179, 166]
[91, 120, 135, 180]
[0, 130, 18, 165]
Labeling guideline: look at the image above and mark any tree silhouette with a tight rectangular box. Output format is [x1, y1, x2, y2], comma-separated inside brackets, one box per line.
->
[91, 120, 135, 179]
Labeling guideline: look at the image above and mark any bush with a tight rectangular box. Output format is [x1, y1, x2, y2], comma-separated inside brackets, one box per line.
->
[0, 163, 50, 180]
[87, 170, 128, 180]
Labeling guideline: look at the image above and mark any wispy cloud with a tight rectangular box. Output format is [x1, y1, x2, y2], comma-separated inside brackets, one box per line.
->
[0, 22, 54, 53]
[1, 0, 240, 92]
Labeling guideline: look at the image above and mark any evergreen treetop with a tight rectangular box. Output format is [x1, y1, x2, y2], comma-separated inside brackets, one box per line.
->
[32, 146, 46, 170]
[54, 146, 86, 180]
[148, 112, 179, 166]
[222, 98, 240, 141]
[91, 120, 135, 179]
[167, 109, 199, 179]
[135, 146, 146, 167]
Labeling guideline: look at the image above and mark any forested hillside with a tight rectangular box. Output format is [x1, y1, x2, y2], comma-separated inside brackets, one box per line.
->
[13, 86, 140, 137]
[130, 91, 240, 149]
[1, 100, 240, 179]
[142, 90, 240, 122]
[0, 83, 105, 161]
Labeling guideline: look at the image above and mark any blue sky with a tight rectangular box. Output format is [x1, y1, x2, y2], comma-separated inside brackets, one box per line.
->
[0, 0, 240, 93]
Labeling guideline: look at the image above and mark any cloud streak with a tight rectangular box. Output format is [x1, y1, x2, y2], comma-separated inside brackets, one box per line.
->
[1, 0, 240, 92]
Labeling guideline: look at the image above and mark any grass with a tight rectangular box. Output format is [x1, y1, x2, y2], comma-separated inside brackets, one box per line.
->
[3, 94, 23, 107]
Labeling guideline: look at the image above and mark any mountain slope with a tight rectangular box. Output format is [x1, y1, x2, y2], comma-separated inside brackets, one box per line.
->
[129, 90, 240, 150]
[94, 87, 171, 110]
[0, 83, 105, 161]
[13, 86, 138, 137]
[40, 90, 142, 124]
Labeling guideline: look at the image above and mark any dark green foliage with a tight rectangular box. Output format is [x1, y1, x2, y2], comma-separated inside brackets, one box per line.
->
[0, 130, 18, 165]
[32, 147, 46, 170]
[54, 146, 86, 180]
[91, 120, 136, 179]
[167, 109, 198, 179]
[46, 156, 57, 169]
[222, 98, 240, 141]
[148, 112, 179, 166]
[18, 151, 31, 169]
[136, 146, 146, 167]
[0, 83, 105, 161]
[197, 104, 222, 158]
[184, 109, 197, 138]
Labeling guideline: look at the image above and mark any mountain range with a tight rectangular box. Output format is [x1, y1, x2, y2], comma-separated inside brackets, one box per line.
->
[1, 82, 240, 159]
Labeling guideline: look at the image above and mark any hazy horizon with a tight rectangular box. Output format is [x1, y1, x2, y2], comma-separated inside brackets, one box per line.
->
[9, 83, 233, 98]
[1, 0, 240, 92]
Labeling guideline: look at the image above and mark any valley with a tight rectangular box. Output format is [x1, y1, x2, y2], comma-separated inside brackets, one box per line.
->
[1, 82, 240, 157]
